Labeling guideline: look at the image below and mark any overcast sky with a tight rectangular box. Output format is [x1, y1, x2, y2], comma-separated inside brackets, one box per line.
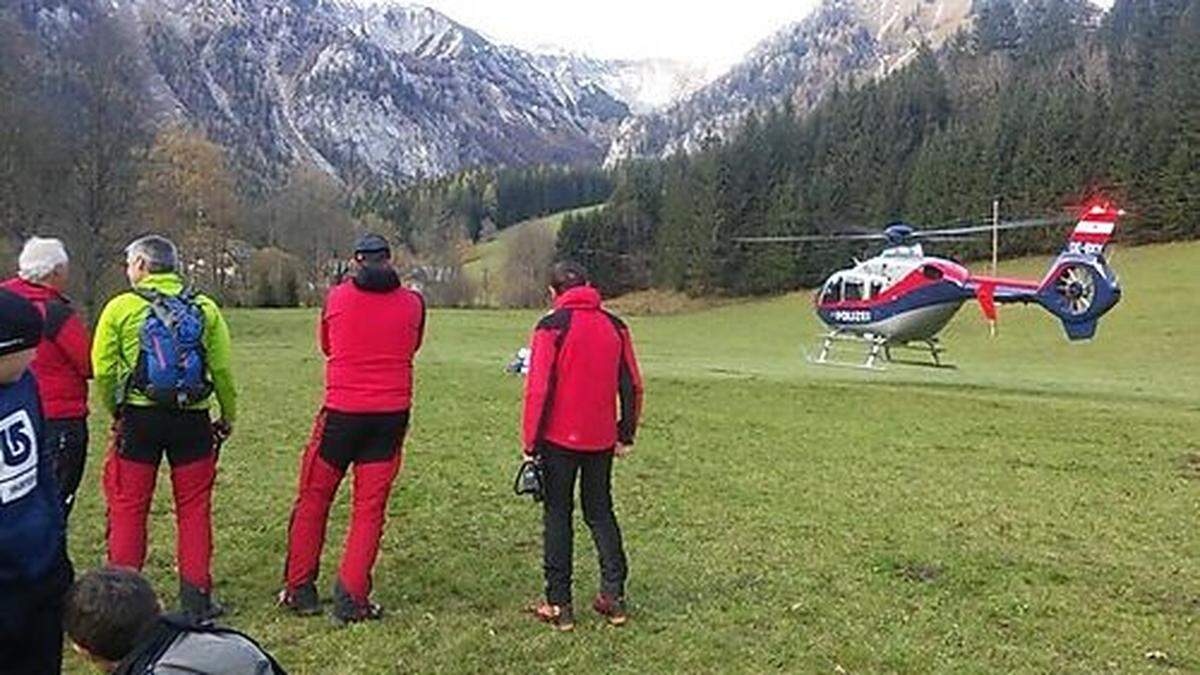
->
[368, 1, 1117, 73]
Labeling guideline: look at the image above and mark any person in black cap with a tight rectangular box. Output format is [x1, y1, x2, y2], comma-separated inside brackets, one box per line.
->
[279, 234, 426, 623]
[0, 288, 73, 674]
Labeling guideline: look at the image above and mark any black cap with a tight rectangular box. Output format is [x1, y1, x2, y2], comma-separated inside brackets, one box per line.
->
[0, 289, 43, 357]
[354, 233, 391, 256]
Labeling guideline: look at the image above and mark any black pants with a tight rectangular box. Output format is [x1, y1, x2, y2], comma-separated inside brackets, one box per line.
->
[45, 417, 87, 518]
[119, 407, 213, 467]
[540, 443, 628, 605]
[0, 565, 70, 675]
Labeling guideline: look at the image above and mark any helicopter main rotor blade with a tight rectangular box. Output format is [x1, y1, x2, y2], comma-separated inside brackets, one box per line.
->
[916, 216, 1073, 238]
[731, 233, 886, 243]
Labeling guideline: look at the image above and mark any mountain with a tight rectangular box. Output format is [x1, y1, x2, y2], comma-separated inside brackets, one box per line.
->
[527, 50, 711, 115]
[15, 0, 711, 185]
[605, 0, 974, 165]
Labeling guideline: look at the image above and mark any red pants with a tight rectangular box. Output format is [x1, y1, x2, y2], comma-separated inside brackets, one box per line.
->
[102, 408, 217, 591]
[284, 409, 408, 603]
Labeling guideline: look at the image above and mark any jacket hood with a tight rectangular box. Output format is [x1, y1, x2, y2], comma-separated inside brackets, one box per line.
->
[1, 277, 66, 303]
[553, 285, 602, 310]
[352, 266, 402, 293]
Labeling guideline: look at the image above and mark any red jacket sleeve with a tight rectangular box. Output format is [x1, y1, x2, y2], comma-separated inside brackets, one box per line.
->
[53, 311, 93, 380]
[616, 326, 644, 444]
[319, 293, 333, 357]
[521, 323, 562, 454]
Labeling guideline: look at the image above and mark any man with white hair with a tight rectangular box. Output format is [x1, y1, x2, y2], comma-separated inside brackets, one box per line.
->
[1, 236, 93, 518]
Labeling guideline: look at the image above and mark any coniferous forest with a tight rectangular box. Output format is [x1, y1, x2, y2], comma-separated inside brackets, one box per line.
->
[558, 0, 1199, 296]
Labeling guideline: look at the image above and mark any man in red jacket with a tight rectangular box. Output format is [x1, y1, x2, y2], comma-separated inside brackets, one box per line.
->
[522, 262, 643, 631]
[1, 237, 92, 518]
[280, 234, 425, 624]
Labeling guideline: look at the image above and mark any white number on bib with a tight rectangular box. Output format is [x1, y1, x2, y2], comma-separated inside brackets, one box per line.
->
[0, 410, 38, 504]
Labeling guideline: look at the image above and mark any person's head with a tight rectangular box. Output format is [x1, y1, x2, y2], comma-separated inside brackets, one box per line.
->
[65, 567, 162, 672]
[548, 261, 589, 298]
[18, 236, 70, 290]
[124, 235, 178, 286]
[352, 233, 392, 270]
[0, 289, 42, 384]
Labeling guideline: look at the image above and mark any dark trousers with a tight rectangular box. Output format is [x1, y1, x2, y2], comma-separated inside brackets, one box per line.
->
[0, 579, 66, 675]
[540, 443, 628, 605]
[45, 417, 87, 518]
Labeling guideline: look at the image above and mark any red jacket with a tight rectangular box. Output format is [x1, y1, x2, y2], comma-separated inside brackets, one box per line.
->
[522, 285, 644, 453]
[321, 267, 425, 414]
[0, 277, 91, 419]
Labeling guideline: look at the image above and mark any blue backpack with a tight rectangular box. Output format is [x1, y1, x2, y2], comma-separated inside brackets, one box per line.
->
[130, 289, 213, 408]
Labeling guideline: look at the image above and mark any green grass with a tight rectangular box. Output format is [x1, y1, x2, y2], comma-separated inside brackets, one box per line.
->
[462, 204, 603, 304]
[65, 241, 1199, 673]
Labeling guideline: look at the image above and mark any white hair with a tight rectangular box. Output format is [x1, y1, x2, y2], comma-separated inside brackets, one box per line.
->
[18, 237, 69, 282]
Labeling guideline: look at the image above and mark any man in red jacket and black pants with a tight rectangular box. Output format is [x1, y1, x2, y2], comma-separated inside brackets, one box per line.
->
[280, 234, 425, 624]
[2, 237, 92, 518]
[523, 262, 644, 631]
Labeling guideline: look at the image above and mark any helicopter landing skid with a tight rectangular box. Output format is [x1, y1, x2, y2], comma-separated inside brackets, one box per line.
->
[808, 332, 953, 371]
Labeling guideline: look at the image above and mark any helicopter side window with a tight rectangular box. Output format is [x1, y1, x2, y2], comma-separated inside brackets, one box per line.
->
[869, 280, 883, 298]
[821, 279, 842, 304]
[843, 280, 864, 302]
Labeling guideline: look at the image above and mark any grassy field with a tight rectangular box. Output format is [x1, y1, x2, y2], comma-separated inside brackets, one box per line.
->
[462, 204, 603, 304]
[64, 241, 1198, 673]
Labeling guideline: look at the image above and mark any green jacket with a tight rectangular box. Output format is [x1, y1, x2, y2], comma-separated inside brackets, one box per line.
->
[91, 273, 237, 421]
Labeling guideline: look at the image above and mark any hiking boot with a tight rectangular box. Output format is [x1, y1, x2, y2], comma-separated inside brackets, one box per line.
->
[592, 593, 628, 626]
[277, 582, 321, 616]
[527, 600, 575, 632]
[180, 580, 225, 623]
[331, 580, 383, 625]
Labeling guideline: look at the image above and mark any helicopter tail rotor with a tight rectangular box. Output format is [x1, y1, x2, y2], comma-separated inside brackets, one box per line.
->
[1033, 201, 1124, 340]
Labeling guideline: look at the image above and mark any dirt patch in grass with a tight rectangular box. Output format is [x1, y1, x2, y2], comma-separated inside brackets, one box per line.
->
[897, 562, 943, 583]
[1180, 453, 1200, 480]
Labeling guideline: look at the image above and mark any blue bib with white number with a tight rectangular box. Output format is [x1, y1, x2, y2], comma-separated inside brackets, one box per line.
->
[0, 372, 64, 587]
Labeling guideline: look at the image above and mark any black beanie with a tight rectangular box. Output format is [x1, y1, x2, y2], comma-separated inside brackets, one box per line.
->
[0, 289, 43, 357]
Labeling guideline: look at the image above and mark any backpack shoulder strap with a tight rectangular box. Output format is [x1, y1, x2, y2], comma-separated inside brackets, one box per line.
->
[43, 298, 73, 340]
[110, 617, 187, 675]
[157, 614, 289, 674]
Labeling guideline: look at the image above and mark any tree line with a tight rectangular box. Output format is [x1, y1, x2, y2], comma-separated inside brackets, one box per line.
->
[558, 0, 1199, 297]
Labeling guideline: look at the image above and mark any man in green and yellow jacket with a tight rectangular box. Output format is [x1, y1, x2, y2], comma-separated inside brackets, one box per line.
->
[92, 234, 236, 620]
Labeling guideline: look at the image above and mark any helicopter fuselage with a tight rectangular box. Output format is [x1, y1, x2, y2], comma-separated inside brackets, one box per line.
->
[814, 245, 1018, 343]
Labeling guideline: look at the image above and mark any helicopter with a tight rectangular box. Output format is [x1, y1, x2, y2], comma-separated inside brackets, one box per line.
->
[732, 201, 1124, 369]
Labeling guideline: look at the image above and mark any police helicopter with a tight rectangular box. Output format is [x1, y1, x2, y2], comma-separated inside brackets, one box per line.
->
[732, 201, 1124, 369]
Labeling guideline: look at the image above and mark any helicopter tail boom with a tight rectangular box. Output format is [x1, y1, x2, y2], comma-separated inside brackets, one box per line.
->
[966, 202, 1123, 340]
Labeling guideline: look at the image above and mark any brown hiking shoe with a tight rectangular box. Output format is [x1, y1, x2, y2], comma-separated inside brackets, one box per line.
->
[527, 601, 575, 632]
[592, 593, 627, 626]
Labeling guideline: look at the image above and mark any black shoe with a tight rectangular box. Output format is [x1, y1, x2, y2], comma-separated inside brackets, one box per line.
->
[331, 580, 383, 625]
[278, 582, 321, 616]
[180, 580, 225, 623]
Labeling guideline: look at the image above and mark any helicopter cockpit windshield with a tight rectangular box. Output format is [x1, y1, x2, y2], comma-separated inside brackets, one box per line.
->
[821, 272, 890, 304]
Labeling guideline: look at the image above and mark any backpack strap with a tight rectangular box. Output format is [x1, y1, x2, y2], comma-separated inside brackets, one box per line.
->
[110, 617, 187, 675]
[158, 614, 289, 674]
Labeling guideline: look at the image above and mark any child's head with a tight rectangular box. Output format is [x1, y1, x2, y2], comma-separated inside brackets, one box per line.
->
[65, 567, 162, 672]
[0, 289, 42, 384]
